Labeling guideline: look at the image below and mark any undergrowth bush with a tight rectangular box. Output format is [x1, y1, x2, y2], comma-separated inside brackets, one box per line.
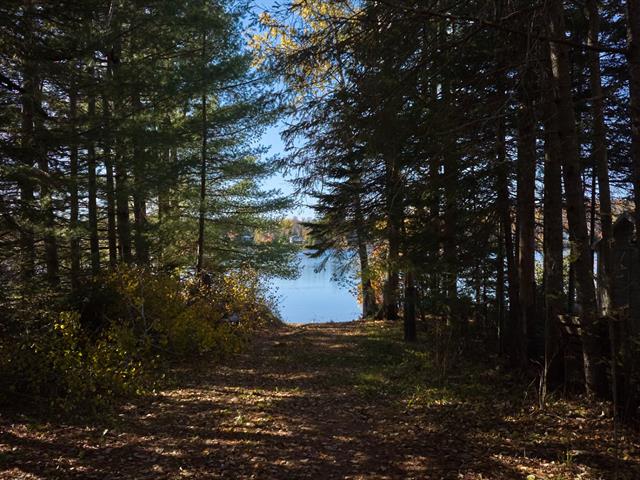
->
[0, 267, 278, 414]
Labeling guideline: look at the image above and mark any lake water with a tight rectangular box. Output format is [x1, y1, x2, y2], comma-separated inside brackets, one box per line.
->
[270, 251, 361, 324]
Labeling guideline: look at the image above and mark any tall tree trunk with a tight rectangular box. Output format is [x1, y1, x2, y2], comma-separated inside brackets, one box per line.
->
[87, 74, 100, 276]
[196, 33, 208, 273]
[548, 1, 607, 397]
[516, 71, 537, 366]
[133, 186, 148, 264]
[627, 0, 640, 244]
[69, 81, 80, 290]
[21, 0, 58, 285]
[158, 146, 175, 266]
[35, 83, 59, 286]
[443, 151, 458, 327]
[589, 168, 597, 265]
[18, 0, 36, 282]
[587, 0, 615, 314]
[587, 0, 620, 415]
[404, 269, 417, 342]
[496, 99, 520, 354]
[132, 92, 149, 265]
[384, 155, 402, 321]
[109, 36, 131, 264]
[493, 0, 520, 357]
[103, 98, 117, 267]
[543, 86, 565, 397]
[496, 222, 505, 353]
[428, 154, 441, 307]
[626, 5, 640, 411]
[355, 191, 377, 317]
[115, 148, 132, 263]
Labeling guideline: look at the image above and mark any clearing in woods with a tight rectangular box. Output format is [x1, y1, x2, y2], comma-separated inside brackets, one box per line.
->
[1, 321, 639, 479]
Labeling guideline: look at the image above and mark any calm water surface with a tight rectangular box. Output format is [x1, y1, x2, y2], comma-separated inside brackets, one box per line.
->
[270, 251, 361, 324]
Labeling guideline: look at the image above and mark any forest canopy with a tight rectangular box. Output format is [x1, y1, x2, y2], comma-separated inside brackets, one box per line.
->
[0, 0, 296, 411]
[254, 0, 640, 416]
[1, 2, 640, 476]
[1, 1, 640, 478]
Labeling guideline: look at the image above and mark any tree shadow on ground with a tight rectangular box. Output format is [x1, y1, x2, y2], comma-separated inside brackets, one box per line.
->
[1, 322, 639, 479]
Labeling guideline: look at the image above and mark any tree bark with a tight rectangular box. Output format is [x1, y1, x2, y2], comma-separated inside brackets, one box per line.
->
[404, 269, 417, 342]
[383, 154, 402, 321]
[115, 147, 132, 263]
[109, 36, 132, 264]
[87, 74, 100, 276]
[18, 0, 36, 282]
[133, 179, 148, 264]
[548, 1, 607, 397]
[355, 191, 377, 317]
[543, 84, 565, 396]
[428, 153, 441, 307]
[69, 80, 80, 290]
[496, 97, 520, 355]
[35, 80, 59, 286]
[627, 0, 640, 246]
[587, 0, 614, 315]
[196, 33, 208, 273]
[103, 96, 117, 267]
[132, 92, 149, 265]
[443, 150, 458, 327]
[516, 69, 537, 366]
[21, 0, 58, 285]
[496, 221, 505, 353]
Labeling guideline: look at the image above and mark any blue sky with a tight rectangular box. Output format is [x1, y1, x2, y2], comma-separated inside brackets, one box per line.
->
[259, 124, 316, 219]
[248, 0, 316, 219]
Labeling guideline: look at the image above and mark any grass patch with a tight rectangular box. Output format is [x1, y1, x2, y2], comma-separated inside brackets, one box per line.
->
[350, 321, 523, 409]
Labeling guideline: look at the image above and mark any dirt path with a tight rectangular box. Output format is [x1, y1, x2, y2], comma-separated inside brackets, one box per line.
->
[2, 322, 639, 479]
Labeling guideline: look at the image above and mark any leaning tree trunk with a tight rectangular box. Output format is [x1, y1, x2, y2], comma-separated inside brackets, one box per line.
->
[548, 1, 607, 397]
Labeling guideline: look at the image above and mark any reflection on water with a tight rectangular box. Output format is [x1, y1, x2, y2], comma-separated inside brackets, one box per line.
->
[270, 251, 361, 324]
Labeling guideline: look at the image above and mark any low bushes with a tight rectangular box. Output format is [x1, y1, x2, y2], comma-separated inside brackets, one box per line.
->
[0, 267, 279, 413]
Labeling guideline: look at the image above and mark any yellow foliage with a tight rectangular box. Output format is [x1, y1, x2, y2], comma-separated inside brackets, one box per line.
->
[0, 267, 278, 413]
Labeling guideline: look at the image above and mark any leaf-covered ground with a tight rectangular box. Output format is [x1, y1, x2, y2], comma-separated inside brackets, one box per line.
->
[1, 321, 639, 479]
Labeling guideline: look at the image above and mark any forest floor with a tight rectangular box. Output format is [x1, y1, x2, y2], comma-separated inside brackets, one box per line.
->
[1, 321, 639, 479]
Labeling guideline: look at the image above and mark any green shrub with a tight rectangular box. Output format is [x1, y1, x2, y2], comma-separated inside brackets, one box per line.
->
[0, 267, 278, 413]
[0, 309, 146, 412]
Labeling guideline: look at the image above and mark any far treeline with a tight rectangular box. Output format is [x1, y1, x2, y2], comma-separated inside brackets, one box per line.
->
[255, 0, 640, 418]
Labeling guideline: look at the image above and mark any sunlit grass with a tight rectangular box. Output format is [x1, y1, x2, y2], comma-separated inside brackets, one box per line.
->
[344, 322, 522, 410]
